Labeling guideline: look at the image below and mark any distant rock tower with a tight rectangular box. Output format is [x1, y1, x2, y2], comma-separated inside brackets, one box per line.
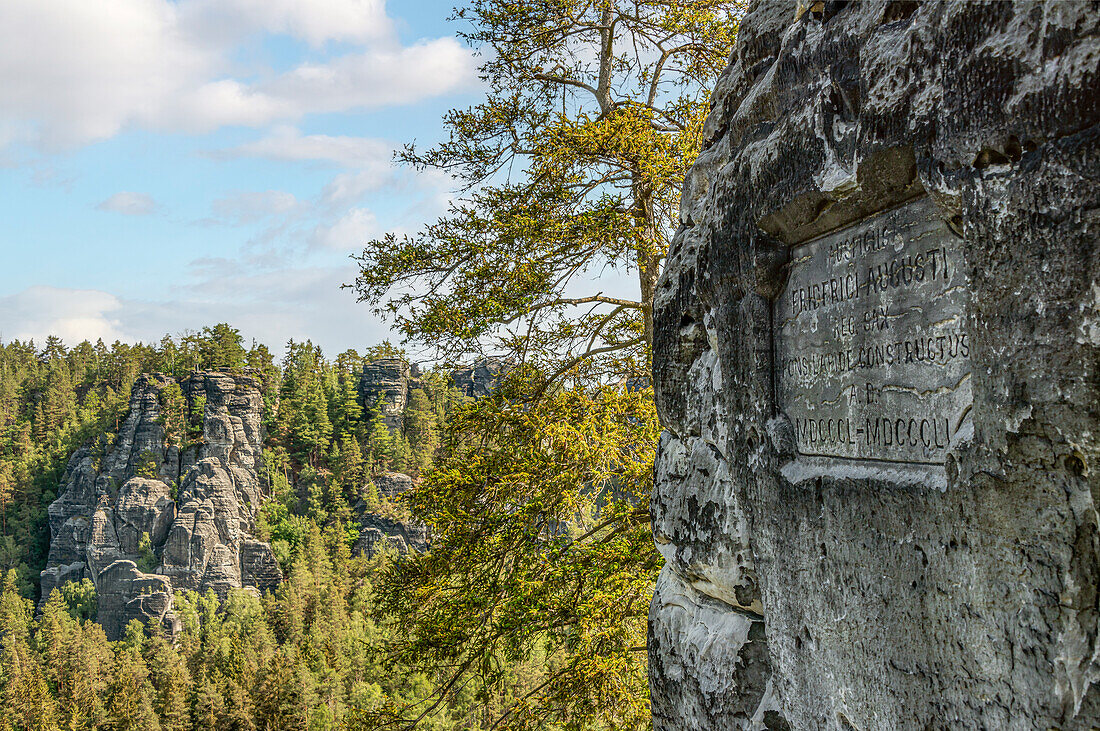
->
[359, 357, 416, 430]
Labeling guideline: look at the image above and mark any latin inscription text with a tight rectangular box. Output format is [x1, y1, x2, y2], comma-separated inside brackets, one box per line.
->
[774, 198, 972, 465]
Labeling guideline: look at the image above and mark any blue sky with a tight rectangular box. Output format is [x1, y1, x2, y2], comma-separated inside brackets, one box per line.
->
[0, 0, 485, 358]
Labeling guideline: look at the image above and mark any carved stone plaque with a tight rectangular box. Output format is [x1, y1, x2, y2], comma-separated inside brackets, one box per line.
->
[774, 197, 971, 465]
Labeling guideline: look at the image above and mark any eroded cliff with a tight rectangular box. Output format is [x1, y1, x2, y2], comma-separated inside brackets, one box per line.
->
[40, 371, 281, 639]
[651, 1, 1100, 729]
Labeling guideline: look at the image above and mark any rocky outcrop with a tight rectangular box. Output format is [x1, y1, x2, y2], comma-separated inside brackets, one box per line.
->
[40, 371, 281, 639]
[450, 358, 506, 399]
[360, 356, 505, 421]
[353, 510, 430, 558]
[351, 474, 429, 558]
[360, 358, 417, 430]
[353, 355, 509, 560]
[652, 2, 1100, 730]
[372, 471, 414, 500]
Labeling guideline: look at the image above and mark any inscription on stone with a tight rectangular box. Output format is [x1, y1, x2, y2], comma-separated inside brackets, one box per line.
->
[774, 197, 971, 465]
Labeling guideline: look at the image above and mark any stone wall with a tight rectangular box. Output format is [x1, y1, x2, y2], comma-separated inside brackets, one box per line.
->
[650, 2, 1100, 729]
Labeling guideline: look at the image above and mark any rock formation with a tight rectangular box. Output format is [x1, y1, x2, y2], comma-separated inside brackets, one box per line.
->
[354, 359, 431, 558]
[372, 471, 414, 500]
[40, 371, 281, 640]
[351, 356, 506, 559]
[360, 358, 417, 430]
[353, 508, 430, 558]
[352, 471, 428, 557]
[450, 358, 506, 399]
[651, 2, 1100, 729]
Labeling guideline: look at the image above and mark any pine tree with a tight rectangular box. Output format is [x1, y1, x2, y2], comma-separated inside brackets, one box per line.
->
[365, 396, 397, 472]
[333, 374, 364, 443]
[0, 571, 61, 729]
[104, 622, 162, 731]
[145, 634, 191, 731]
[157, 382, 187, 449]
[190, 669, 224, 731]
[353, 0, 740, 377]
[253, 652, 308, 731]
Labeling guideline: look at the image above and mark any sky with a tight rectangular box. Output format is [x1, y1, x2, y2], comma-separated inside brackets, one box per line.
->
[0, 0, 487, 359]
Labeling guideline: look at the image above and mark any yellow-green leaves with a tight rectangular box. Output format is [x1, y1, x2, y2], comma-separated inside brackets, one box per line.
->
[353, 0, 745, 380]
[369, 376, 660, 730]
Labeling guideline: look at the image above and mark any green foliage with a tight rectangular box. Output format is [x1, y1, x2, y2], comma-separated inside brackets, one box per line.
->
[353, 0, 743, 377]
[0, 318, 494, 730]
[135, 450, 160, 479]
[368, 374, 660, 729]
[0, 307, 652, 730]
[362, 341, 408, 362]
[0, 328, 282, 595]
[188, 395, 206, 439]
[347, 4, 746, 729]
[59, 578, 98, 621]
[180, 323, 246, 372]
[12, 505, 586, 730]
[156, 382, 187, 449]
[136, 532, 157, 573]
[0, 339, 137, 591]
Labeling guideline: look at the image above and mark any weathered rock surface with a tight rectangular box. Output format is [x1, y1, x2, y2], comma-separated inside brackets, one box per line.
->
[450, 358, 506, 399]
[353, 510, 430, 558]
[40, 371, 281, 639]
[372, 471, 414, 500]
[651, 2, 1100, 729]
[360, 358, 416, 430]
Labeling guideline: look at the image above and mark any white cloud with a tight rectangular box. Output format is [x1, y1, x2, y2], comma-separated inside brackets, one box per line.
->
[320, 170, 395, 207]
[0, 0, 477, 149]
[210, 190, 301, 225]
[0, 0, 212, 148]
[97, 191, 160, 215]
[310, 207, 382, 251]
[149, 264, 397, 358]
[225, 126, 395, 171]
[262, 38, 477, 115]
[0, 286, 130, 345]
[178, 0, 394, 48]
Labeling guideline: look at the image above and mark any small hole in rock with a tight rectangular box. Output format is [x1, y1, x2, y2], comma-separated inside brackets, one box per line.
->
[882, 0, 919, 23]
[973, 147, 1010, 169]
[1065, 454, 1086, 478]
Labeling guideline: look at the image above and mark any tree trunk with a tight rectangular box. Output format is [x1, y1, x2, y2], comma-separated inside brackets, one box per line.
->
[633, 175, 661, 362]
[596, 5, 614, 115]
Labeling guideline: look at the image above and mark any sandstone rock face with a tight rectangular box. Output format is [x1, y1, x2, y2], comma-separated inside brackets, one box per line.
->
[41, 371, 281, 639]
[372, 471, 414, 500]
[450, 358, 506, 399]
[360, 358, 415, 430]
[651, 2, 1100, 729]
[353, 510, 430, 558]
